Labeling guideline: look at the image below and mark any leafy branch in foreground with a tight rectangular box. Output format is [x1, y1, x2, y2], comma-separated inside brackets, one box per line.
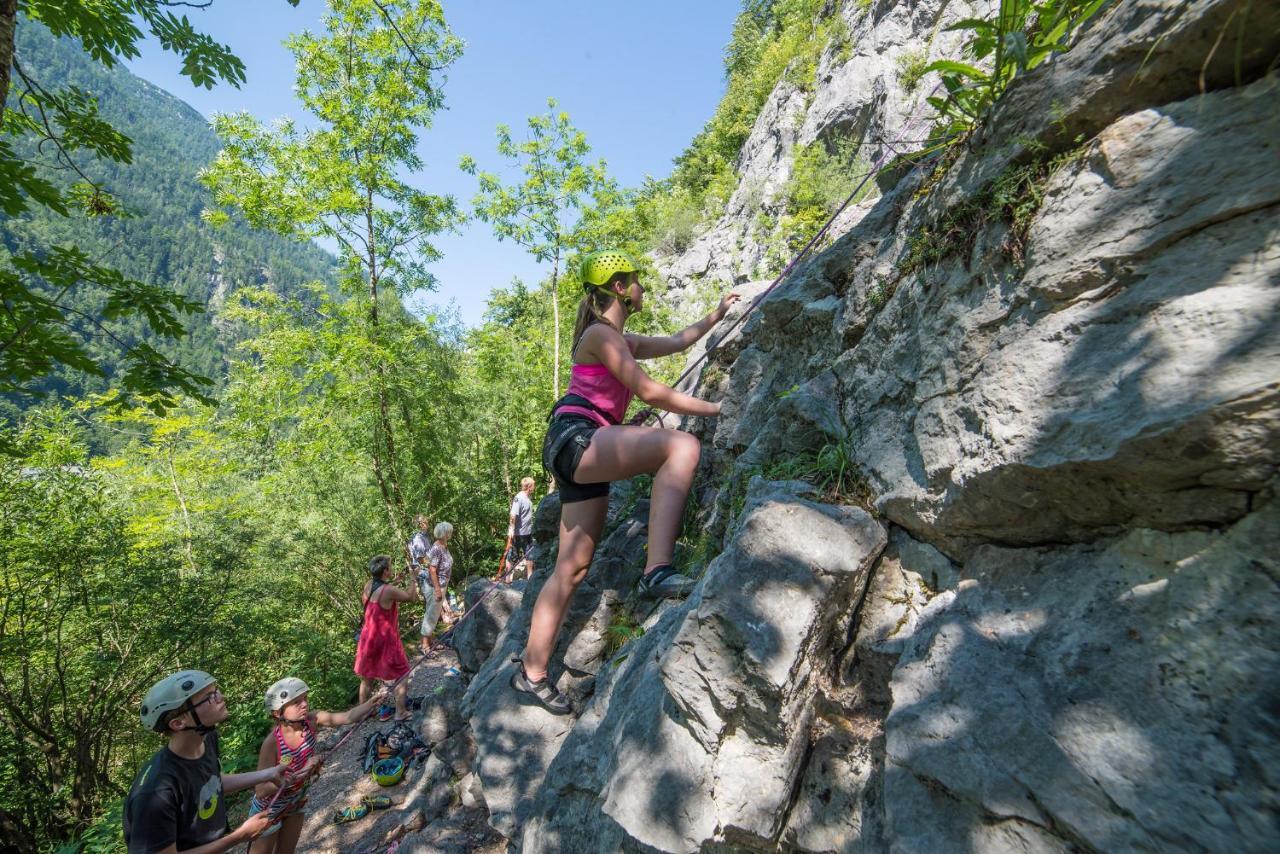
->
[0, 1, 300, 414]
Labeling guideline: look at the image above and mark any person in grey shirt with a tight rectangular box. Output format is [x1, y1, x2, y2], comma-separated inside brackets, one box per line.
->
[505, 477, 536, 581]
[408, 514, 432, 577]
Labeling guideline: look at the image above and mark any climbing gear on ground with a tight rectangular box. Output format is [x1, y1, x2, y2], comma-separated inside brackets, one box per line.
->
[384, 722, 418, 756]
[581, 249, 638, 288]
[265, 677, 310, 712]
[333, 804, 370, 824]
[363, 722, 427, 775]
[637, 564, 697, 600]
[362, 794, 393, 810]
[377, 704, 394, 721]
[510, 657, 573, 715]
[372, 756, 406, 786]
[140, 670, 216, 732]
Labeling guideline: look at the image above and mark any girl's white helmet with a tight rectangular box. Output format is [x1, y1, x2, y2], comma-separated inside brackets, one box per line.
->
[265, 677, 310, 713]
[141, 670, 216, 731]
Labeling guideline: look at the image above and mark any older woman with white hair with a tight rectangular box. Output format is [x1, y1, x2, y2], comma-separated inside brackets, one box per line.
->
[416, 521, 457, 653]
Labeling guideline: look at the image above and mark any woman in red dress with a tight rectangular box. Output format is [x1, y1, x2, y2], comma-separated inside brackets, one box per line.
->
[354, 555, 418, 721]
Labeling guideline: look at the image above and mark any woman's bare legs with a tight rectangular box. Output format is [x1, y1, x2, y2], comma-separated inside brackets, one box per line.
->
[393, 680, 409, 721]
[248, 830, 276, 854]
[522, 426, 701, 681]
[573, 425, 702, 569]
[358, 677, 374, 704]
[523, 496, 608, 681]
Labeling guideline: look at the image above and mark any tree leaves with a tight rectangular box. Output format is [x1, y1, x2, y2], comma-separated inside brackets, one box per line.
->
[0, 2, 300, 412]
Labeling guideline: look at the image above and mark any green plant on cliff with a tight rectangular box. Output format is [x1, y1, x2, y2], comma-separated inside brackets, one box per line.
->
[899, 141, 1087, 275]
[924, 0, 1108, 140]
[896, 48, 931, 93]
[604, 609, 644, 659]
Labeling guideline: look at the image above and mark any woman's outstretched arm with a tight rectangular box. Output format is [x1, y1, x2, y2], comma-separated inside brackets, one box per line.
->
[593, 326, 721, 418]
[628, 291, 739, 359]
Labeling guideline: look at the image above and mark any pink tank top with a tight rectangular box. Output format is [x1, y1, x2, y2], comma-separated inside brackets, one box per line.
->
[559, 363, 633, 427]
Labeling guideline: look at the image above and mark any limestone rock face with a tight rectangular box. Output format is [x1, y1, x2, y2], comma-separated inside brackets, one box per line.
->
[883, 505, 1280, 852]
[655, 0, 990, 306]
[454, 578, 524, 674]
[460, 500, 650, 838]
[461, 1, 1279, 850]
[521, 480, 886, 852]
[825, 74, 1280, 555]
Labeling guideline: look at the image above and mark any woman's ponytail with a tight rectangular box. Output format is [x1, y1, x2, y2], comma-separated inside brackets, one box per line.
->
[572, 287, 614, 354]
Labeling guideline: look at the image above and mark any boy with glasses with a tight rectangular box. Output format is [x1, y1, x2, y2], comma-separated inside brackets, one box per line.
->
[124, 670, 286, 853]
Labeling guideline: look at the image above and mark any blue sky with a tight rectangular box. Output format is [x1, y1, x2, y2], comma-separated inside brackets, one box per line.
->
[124, 0, 741, 326]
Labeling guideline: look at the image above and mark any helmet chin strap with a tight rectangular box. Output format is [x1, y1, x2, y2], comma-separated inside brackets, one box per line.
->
[184, 702, 217, 735]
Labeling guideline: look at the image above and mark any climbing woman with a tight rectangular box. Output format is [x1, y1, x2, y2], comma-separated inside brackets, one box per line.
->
[354, 555, 418, 721]
[511, 249, 738, 714]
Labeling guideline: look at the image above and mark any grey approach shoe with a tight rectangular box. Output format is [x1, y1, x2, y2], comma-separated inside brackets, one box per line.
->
[509, 659, 572, 715]
[636, 564, 697, 600]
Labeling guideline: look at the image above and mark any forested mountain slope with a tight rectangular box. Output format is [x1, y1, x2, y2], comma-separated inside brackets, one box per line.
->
[0, 23, 334, 417]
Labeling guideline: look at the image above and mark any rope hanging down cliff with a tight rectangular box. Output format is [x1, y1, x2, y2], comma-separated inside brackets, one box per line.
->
[643, 81, 947, 422]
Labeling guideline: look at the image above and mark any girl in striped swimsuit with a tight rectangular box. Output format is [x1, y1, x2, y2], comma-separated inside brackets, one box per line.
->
[248, 677, 384, 853]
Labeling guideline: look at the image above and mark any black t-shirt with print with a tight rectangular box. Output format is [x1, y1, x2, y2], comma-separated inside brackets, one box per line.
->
[123, 731, 227, 853]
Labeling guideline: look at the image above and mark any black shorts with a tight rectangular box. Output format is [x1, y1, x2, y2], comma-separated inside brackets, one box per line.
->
[542, 415, 610, 503]
[509, 534, 534, 564]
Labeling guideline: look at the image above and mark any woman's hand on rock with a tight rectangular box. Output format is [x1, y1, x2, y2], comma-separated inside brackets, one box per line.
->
[716, 291, 741, 316]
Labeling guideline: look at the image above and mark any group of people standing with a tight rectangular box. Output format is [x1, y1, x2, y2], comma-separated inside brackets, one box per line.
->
[121, 248, 733, 851]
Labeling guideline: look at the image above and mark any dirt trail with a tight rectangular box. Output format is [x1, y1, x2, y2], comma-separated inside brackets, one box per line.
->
[277, 648, 504, 854]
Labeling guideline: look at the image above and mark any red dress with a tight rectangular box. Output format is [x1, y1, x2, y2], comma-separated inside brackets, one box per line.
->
[353, 584, 410, 681]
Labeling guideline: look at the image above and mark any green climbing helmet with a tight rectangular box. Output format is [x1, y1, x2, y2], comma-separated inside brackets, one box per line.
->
[580, 249, 639, 290]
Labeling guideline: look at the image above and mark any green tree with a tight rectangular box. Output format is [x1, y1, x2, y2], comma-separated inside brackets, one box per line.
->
[0, 0, 300, 414]
[201, 0, 463, 538]
[460, 100, 613, 400]
[0, 408, 250, 845]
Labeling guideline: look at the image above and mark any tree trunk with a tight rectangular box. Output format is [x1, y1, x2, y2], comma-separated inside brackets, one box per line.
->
[551, 250, 560, 400]
[365, 193, 404, 543]
[0, 0, 16, 112]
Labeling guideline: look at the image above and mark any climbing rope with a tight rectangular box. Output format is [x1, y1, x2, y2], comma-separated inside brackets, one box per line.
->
[664, 83, 946, 397]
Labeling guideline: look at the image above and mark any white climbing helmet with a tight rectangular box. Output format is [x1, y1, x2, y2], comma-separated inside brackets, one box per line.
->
[265, 677, 310, 713]
[141, 670, 216, 732]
